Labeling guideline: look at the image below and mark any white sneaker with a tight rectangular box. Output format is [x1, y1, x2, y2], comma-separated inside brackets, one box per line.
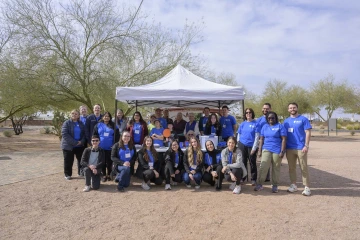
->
[165, 184, 171, 190]
[195, 184, 200, 189]
[233, 185, 241, 194]
[302, 186, 311, 196]
[64, 176, 71, 180]
[229, 182, 236, 190]
[83, 185, 90, 192]
[186, 184, 192, 188]
[287, 184, 298, 193]
[141, 181, 150, 190]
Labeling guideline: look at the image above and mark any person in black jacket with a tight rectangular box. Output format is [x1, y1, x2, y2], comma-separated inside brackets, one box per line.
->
[80, 135, 105, 192]
[137, 136, 163, 190]
[111, 131, 137, 192]
[202, 140, 223, 190]
[204, 113, 222, 136]
[183, 137, 204, 189]
[163, 140, 184, 190]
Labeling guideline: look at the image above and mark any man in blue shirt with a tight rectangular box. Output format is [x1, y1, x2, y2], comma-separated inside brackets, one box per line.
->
[155, 108, 168, 129]
[284, 102, 312, 196]
[219, 105, 237, 142]
[199, 107, 210, 136]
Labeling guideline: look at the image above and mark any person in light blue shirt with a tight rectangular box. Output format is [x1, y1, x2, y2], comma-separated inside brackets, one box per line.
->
[150, 119, 164, 147]
[237, 108, 260, 185]
[284, 102, 312, 196]
[219, 105, 237, 142]
[254, 111, 287, 193]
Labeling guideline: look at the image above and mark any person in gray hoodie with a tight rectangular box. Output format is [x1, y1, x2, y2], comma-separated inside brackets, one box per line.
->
[221, 137, 247, 194]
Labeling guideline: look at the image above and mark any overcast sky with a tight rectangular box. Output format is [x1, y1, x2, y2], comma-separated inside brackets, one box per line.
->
[136, 0, 359, 95]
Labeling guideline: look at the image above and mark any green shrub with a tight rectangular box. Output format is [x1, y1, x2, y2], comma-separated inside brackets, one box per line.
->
[52, 111, 67, 140]
[3, 130, 14, 137]
[350, 131, 355, 136]
[336, 123, 342, 129]
[44, 127, 52, 134]
[346, 124, 354, 130]
[354, 124, 360, 130]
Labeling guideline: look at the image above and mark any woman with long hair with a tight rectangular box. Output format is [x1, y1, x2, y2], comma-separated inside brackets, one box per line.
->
[61, 109, 86, 180]
[237, 108, 260, 185]
[127, 111, 148, 145]
[111, 131, 137, 192]
[137, 136, 163, 190]
[183, 137, 204, 189]
[202, 140, 223, 190]
[220, 137, 247, 194]
[114, 109, 128, 136]
[204, 113, 222, 136]
[254, 111, 287, 193]
[163, 140, 184, 190]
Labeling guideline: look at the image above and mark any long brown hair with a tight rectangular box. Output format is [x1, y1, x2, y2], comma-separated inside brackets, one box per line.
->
[141, 136, 158, 162]
[187, 137, 203, 165]
[119, 130, 134, 150]
[227, 136, 237, 163]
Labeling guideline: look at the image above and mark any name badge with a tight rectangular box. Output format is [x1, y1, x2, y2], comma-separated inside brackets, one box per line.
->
[104, 132, 109, 137]
[191, 164, 197, 169]
[135, 129, 140, 134]
[174, 163, 178, 168]
[149, 162, 154, 168]
[125, 150, 131, 158]
[203, 124, 206, 128]
[223, 124, 226, 128]
[288, 128, 294, 133]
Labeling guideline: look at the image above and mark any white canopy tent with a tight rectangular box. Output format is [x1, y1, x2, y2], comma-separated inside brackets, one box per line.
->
[115, 65, 245, 110]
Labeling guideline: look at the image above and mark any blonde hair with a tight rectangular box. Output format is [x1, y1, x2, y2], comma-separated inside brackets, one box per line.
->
[187, 137, 203, 165]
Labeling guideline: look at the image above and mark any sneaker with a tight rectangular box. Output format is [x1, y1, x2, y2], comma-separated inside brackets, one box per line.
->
[287, 184, 298, 193]
[195, 184, 200, 189]
[229, 182, 236, 190]
[171, 181, 178, 186]
[254, 184, 263, 191]
[186, 184, 192, 188]
[165, 184, 171, 190]
[141, 181, 150, 190]
[117, 186, 125, 192]
[83, 185, 90, 192]
[101, 177, 107, 182]
[233, 185, 241, 194]
[272, 185, 278, 193]
[251, 180, 256, 186]
[64, 176, 71, 180]
[302, 186, 311, 196]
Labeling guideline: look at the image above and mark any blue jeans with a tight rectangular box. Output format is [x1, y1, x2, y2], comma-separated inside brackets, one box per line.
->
[116, 166, 131, 190]
[183, 172, 202, 185]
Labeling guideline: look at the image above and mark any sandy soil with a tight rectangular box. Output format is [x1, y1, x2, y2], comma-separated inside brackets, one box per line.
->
[0, 128, 360, 239]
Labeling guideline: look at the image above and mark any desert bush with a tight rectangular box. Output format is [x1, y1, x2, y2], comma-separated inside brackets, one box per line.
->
[44, 127, 52, 134]
[346, 124, 354, 130]
[3, 130, 14, 137]
[52, 111, 67, 140]
[354, 124, 360, 130]
[350, 131, 355, 136]
[319, 129, 325, 134]
[336, 123, 342, 129]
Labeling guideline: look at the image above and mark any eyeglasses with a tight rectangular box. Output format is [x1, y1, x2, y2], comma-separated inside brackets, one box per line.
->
[245, 112, 252, 114]
[91, 140, 99, 142]
[268, 117, 275, 120]
[123, 135, 131, 138]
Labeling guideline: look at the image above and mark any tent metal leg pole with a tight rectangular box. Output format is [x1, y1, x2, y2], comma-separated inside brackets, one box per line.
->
[242, 100, 245, 117]
[136, 100, 138, 111]
[114, 100, 118, 141]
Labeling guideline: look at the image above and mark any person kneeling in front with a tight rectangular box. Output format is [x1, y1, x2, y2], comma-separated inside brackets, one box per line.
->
[80, 135, 105, 192]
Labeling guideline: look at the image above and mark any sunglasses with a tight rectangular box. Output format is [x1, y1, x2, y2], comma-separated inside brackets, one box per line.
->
[91, 140, 99, 142]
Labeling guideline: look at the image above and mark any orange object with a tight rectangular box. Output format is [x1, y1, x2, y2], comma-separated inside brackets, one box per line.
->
[163, 129, 171, 138]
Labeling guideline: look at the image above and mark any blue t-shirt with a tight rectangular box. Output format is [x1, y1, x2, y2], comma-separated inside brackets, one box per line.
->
[284, 115, 312, 150]
[97, 122, 114, 150]
[150, 127, 164, 147]
[220, 115, 237, 138]
[256, 116, 268, 129]
[190, 151, 197, 170]
[118, 145, 135, 162]
[205, 152, 221, 166]
[80, 116, 87, 126]
[73, 122, 81, 141]
[158, 117, 168, 129]
[261, 123, 287, 154]
[238, 120, 261, 147]
[147, 150, 154, 163]
[201, 117, 208, 130]
[228, 151, 233, 164]
[133, 122, 142, 144]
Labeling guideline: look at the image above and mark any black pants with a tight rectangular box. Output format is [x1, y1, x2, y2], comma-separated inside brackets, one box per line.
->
[203, 171, 217, 186]
[63, 147, 85, 177]
[209, 165, 224, 189]
[83, 167, 101, 189]
[164, 162, 182, 184]
[143, 169, 163, 185]
[102, 150, 112, 177]
[224, 168, 243, 185]
[238, 142, 258, 181]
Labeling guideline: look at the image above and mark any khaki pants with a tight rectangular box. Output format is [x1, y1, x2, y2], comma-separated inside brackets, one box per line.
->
[257, 150, 282, 185]
[286, 149, 310, 187]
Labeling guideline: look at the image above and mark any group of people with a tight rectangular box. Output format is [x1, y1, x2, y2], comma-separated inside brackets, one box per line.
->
[61, 102, 312, 196]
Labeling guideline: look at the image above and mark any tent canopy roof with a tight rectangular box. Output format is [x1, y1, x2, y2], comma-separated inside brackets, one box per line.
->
[115, 65, 244, 108]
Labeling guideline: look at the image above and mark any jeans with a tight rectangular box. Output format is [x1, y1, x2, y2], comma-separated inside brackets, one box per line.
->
[116, 165, 131, 190]
[63, 147, 85, 177]
[183, 172, 202, 185]
[83, 167, 101, 189]
[238, 141, 258, 181]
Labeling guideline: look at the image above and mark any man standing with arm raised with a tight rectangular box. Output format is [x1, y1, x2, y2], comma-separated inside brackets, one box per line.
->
[284, 102, 312, 196]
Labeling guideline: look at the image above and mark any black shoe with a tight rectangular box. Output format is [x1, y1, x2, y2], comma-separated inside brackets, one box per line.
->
[215, 186, 221, 191]
[101, 177, 107, 182]
[265, 179, 270, 182]
[117, 187, 125, 192]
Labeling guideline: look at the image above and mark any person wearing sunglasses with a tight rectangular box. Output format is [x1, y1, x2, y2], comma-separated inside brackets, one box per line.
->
[80, 135, 105, 192]
[111, 131, 137, 192]
[254, 111, 287, 193]
[237, 108, 260, 186]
